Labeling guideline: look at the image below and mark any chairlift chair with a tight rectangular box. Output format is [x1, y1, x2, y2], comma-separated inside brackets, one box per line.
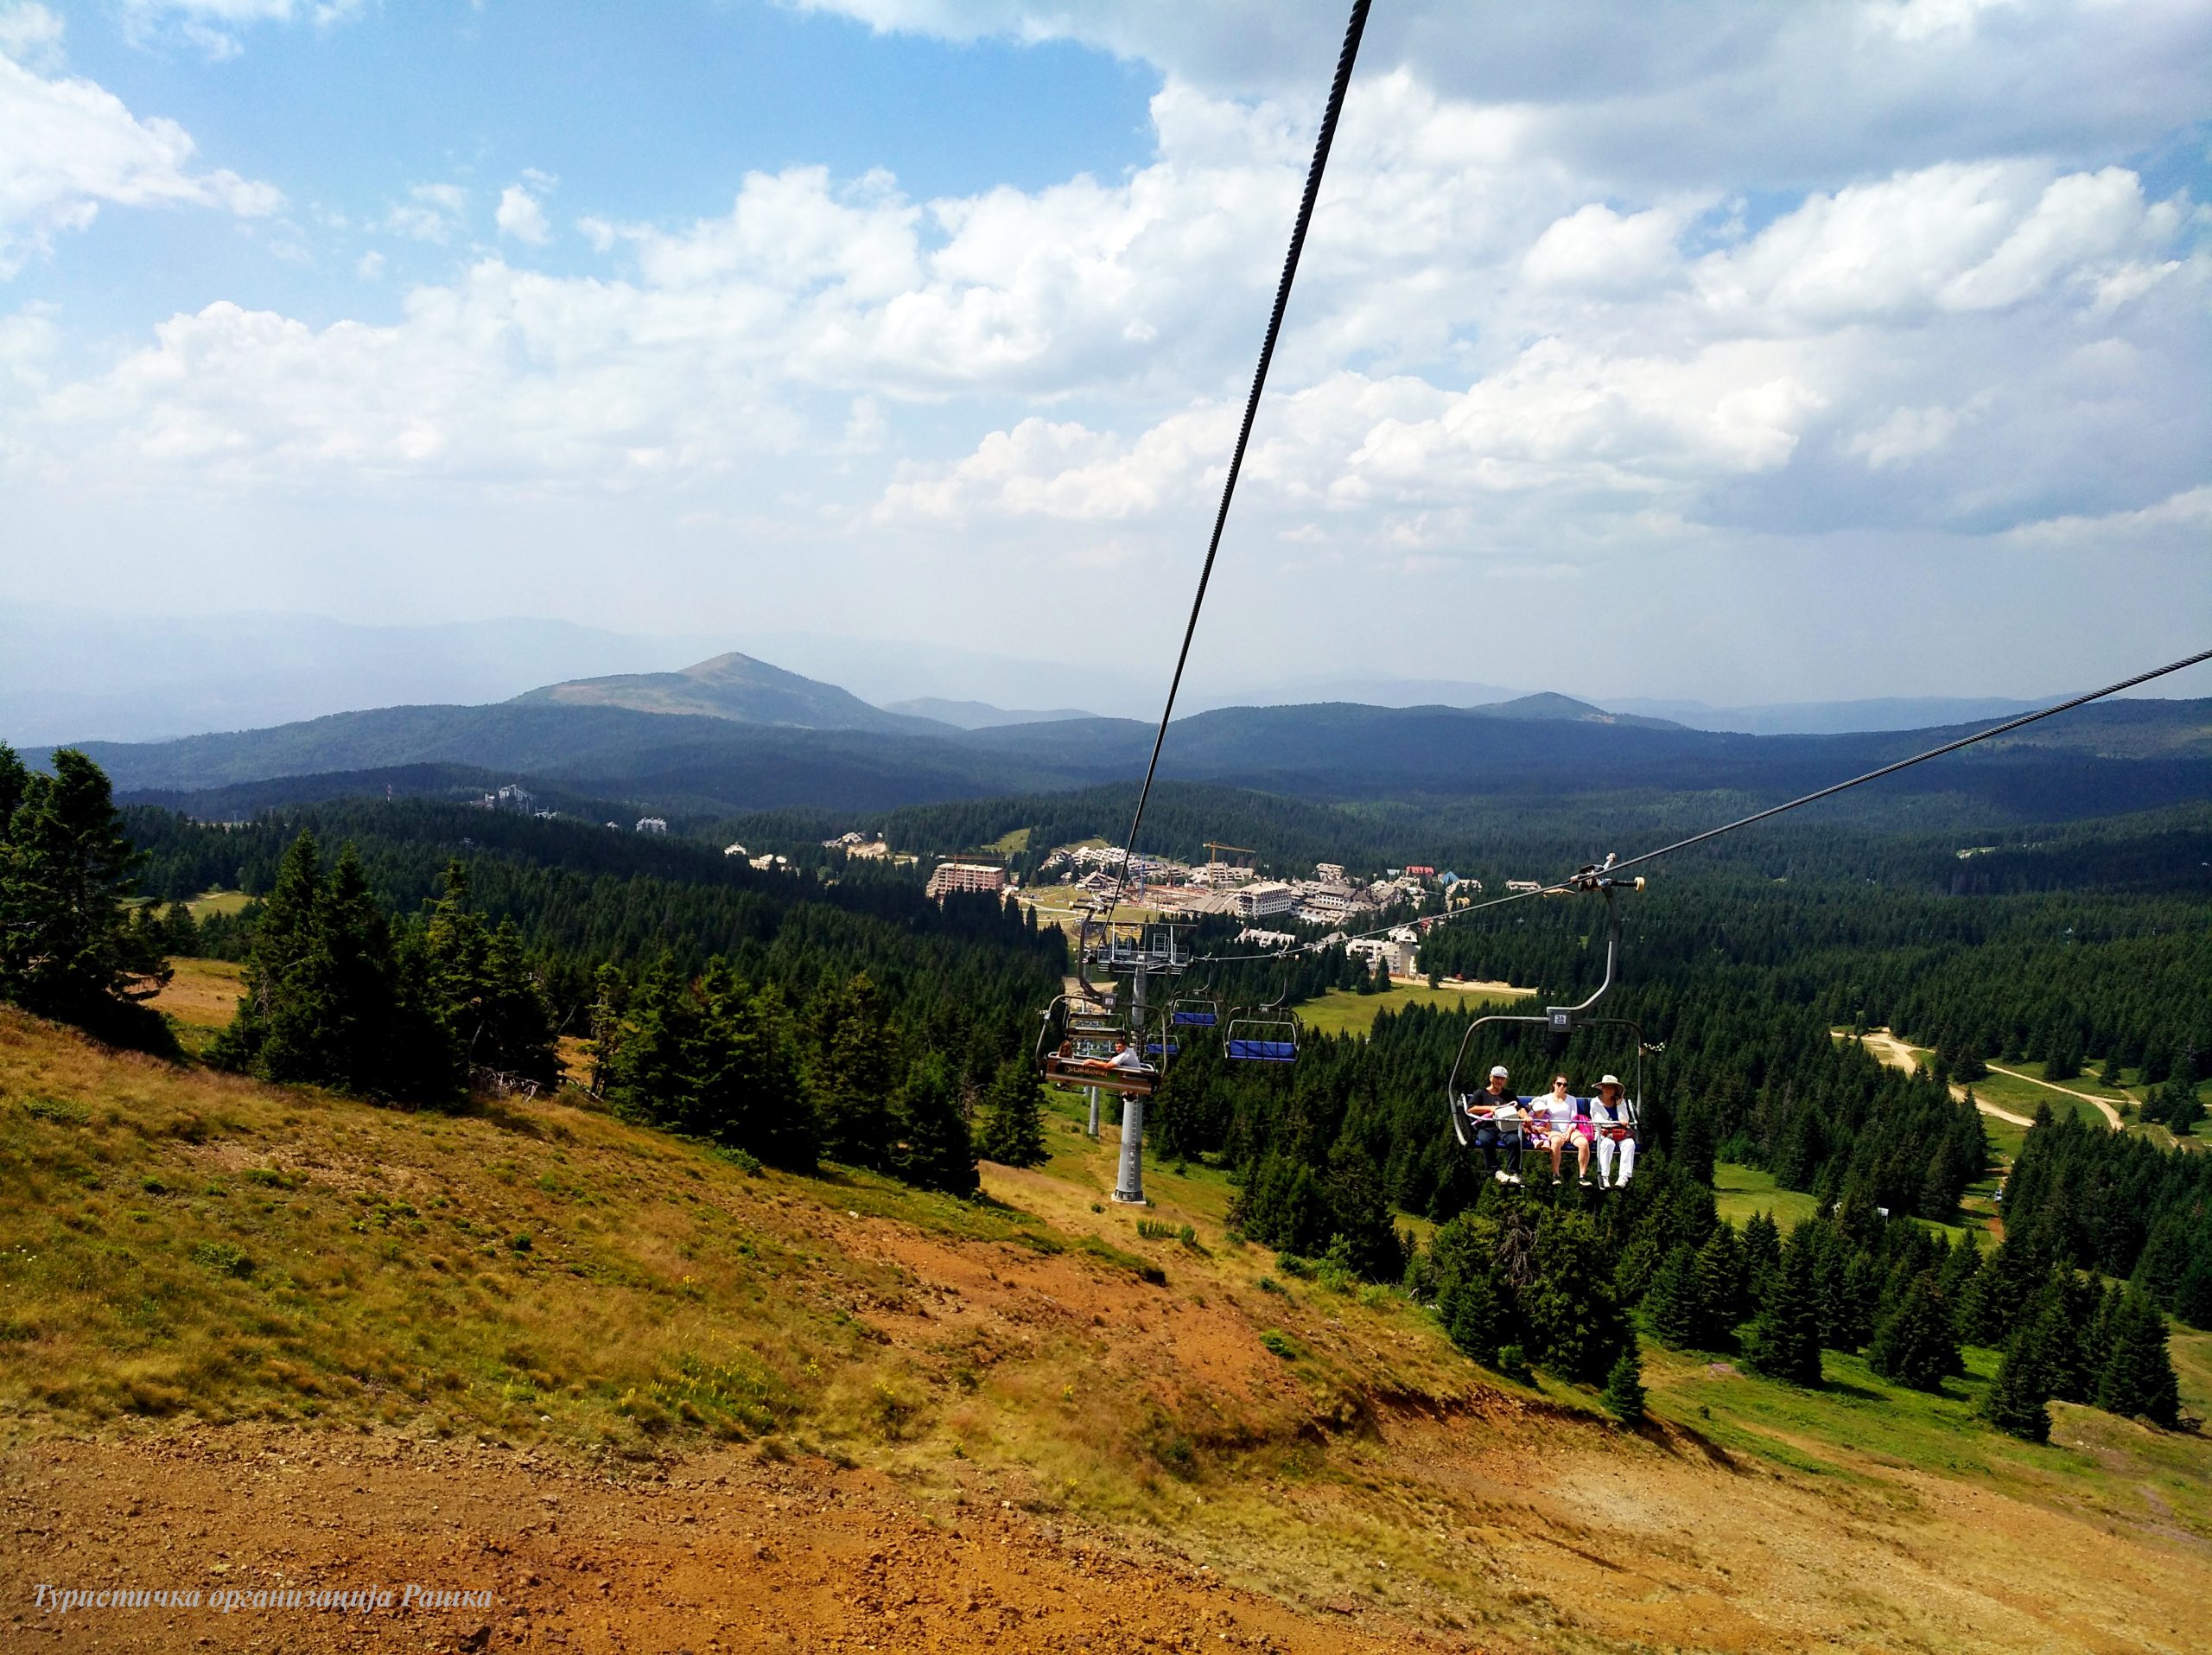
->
[1034, 991, 1159, 1098]
[1225, 994, 1301, 1064]
[1443, 869, 1654, 1150]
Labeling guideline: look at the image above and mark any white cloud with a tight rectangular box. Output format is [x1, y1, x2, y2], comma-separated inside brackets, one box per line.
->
[0, 22, 283, 276]
[120, 0, 365, 59]
[795, 1, 2212, 188]
[385, 182, 466, 244]
[354, 249, 383, 281]
[0, 3, 62, 68]
[1522, 203, 1687, 296]
[496, 182, 550, 245]
[1695, 163, 2178, 327]
[0, 0, 2204, 697]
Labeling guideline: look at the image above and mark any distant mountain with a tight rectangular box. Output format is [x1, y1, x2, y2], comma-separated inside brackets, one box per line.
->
[513, 652, 949, 735]
[880, 697, 1099, 729]
[30, 633, 2210, 829]
[1607, 694, 2048, 735]
[1465, 693, 1686, 730]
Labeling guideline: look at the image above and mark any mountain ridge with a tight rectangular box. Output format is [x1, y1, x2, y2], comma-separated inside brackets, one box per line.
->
[512, 650, 950, 735]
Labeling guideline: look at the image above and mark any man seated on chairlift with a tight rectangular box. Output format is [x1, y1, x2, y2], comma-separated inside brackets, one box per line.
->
[1094, 1038, 1151, 1076]
[1593, 1073, 1637, 1189]
[1464, 1065, 1526, 1185]
[1529, 1072, 1595, 1187]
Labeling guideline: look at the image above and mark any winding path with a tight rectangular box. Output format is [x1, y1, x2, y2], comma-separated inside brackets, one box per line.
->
[1846, 1028, 2036, 1130]
[1981, 1062, 2126, 1130]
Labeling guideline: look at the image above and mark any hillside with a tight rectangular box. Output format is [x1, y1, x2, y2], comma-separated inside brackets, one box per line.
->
[5, 1006, 2210, 1651]
[515, 651, 947, 735]
[29, 676, 2212, 827]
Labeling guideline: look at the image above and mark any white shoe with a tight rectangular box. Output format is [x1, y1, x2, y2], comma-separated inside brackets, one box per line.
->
[1492, 1169, 1510, 1183]
[1507, 1174, 1522, 1186]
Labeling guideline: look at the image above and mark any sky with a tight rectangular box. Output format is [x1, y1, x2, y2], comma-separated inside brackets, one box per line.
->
[2, 0, 2209, 712]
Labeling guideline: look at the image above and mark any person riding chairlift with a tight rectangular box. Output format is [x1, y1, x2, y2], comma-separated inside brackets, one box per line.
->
[1593, 1073, 1637, 1189]
[1528, 1073, 1595, 1187]
[1463, 1064, 1526, 1185]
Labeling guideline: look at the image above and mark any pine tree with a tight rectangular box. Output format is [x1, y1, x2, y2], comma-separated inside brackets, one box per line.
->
[1643, 1243, 1703, 1349]
[1741, 1211, 1783, 1296]
[2034, 1272, 2099, 1406]
[0, 747, 172, 1049]
[1441, 1271, 1506, 1366]
[1692, 1221, 1746, 1346]
[1938, 1231, 1984, 1344]
[1743, 1230, 1822, 1386]
[1601, 1342, 1648, 1426]
[2094, 1288, 2181, 1427]
[213, 830, 322, 1076]
[889, 1052, 976, 1196]
[806, 971, 897, 1165]
[1981, 1323, 2053, 1442]
[246, 845, 433, 1098]
[1867, 1273, 1958, 1392]
[976, 1054, 1048, 1168]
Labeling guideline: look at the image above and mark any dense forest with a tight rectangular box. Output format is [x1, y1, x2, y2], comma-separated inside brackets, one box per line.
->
[5, 744, 2202, 1440]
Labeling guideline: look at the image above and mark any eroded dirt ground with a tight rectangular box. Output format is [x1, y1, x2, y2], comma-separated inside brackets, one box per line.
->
[5, 1416, 2209, 1655]
[2, 1430, 1434, 1654]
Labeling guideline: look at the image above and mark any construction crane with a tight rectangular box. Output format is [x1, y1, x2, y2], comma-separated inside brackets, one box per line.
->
[1203, 841, 1255, 872]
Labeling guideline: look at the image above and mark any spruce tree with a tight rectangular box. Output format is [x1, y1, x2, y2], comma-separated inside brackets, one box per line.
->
[976, 1055, 1048, 1167]
[1643, 1243, 1703, 1349]
[1692, 1220, 1746, 1346]
[246, 844, 429, 1098]
[1743, 1230, 1822, 1386]
[2033, 1272, 2098, 1406]
[1741, 1211, 1783, 1295]
[807, 971, 897, 1165]
[213, 831, 319, 1075]
[889, 1052, 977, 1196]
[1981, 1323, 2053, 1442]
[1601, 1342, 1648, 1426]
[1440, 1270, 1506, 1366]
[1867, 1273, 1958, 1392]
[0, 747, 172, 1048]
[2094, 1288, 2180, 1427]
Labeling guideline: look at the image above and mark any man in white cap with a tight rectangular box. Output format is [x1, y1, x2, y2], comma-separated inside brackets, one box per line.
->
[1593, 1073, 1637, 1188]
[1462, 1064, 1525, 1184]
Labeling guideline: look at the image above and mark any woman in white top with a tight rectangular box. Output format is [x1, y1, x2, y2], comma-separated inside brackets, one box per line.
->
[1528, 1073, 1594, 1185]
[1592, 1074, 1637, 1188]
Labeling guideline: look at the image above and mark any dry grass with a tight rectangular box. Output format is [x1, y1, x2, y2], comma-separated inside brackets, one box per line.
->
[6, 1006, 2212, 1651]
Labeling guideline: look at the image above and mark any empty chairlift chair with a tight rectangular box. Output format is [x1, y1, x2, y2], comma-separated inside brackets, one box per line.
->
[1225, 1000, 1300, 1064]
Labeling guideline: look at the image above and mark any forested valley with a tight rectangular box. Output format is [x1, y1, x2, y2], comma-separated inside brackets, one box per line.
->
[4, 741, 2207, 1453]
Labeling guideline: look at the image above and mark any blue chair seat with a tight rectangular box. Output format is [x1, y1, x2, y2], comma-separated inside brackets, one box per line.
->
[1172, 1010, 1218, 1027]
[1227, 1038, 1297, 1062]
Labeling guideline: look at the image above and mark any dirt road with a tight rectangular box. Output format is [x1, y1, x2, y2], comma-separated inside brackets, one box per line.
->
[1985, 1062, 2126, 1129]
[1852, 1028, 2035, 1129]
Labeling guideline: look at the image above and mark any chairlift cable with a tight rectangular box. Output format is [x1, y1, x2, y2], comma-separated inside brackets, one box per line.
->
[1098, 0, 1372, 935]
[1192, 645, 2212, 964]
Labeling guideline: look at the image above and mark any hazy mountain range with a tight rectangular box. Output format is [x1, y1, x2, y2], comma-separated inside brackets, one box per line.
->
[25, 643, 2210, 825]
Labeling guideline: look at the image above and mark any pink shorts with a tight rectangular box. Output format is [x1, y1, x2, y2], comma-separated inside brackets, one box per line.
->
[1531, 1119, 1593, 1143]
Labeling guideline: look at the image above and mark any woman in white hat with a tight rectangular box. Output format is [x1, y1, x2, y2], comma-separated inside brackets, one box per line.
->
[1592, 1073, 1637, 1188]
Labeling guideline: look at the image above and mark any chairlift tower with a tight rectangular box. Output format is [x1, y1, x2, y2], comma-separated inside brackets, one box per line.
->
[1085, 919, 1192, 1206]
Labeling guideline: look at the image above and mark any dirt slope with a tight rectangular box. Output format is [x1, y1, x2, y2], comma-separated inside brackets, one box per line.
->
[5, 1009, 2211, 1652]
